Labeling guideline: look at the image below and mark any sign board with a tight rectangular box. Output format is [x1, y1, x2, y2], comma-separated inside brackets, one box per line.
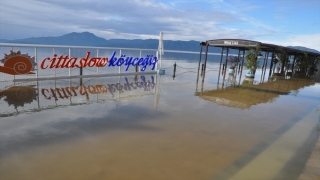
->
[0, 50, 158, 76]
[224, 41, 238, 45]
[206, 40, 259, 47]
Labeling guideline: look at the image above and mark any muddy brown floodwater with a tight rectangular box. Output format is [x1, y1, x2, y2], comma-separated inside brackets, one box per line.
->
[0, 61, 319, 180]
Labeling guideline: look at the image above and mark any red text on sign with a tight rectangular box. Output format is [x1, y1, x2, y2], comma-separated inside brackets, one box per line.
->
[40, 52, 108, 69]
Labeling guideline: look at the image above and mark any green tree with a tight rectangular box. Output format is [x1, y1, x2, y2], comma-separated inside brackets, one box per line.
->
[295, 52, 309, 72]
[275, 48, 288, 74]
[244, 44, 260, 75]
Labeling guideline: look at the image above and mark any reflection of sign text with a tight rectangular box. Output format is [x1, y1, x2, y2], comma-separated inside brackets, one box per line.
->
[0, 85, 37, 107]
[41, 76, 156, 100]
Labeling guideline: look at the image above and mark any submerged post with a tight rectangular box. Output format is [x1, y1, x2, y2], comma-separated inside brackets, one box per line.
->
[223, 48, 229, 80]
[269, 49, 275, 76]
[202, 44, 209, 83]
[217, 47, 224, 87]
[201, 64, 204, 77]
[197, 43, 204, 83]
[292, 54, 296, 74]
[264, 51, 269, 73]
[281, 53, 286, 75]
[236, 49, 241, 75]
[218, 47, 224, 76]
[253, 43, 260, 76]
[225, 48, 229, 70]
[239, 49, 245, 81]
[173, 62, 176, 79]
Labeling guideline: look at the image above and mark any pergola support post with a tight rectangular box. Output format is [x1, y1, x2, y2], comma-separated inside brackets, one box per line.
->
[281, 50, 287, 75]
[237, 49, 245, 86]
[239, 49, 245, 76]
[221, 47, 229, 88]
[218, 47, 224, 75]
[196, 44, 203, 84]
[269, 49, 275, 76]
[292, 54, 296, 73]
[237, 49, 241, 74]
[202, 44, 209, 83]
[224, 47, 229, 76]
[217, 47, 224, 87]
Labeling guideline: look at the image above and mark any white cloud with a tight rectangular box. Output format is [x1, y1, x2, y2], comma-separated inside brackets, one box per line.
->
[0, 0, 257, 40]
[0, 0, 319, 51]
[261, 33, 320, 52]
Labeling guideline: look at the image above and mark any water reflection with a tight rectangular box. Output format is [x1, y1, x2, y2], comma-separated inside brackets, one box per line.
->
[0, 75, 162, 160]
[0, 61, 320, 180]
[0, 75, 158, 117]
[41, 76, 156, 100]
[0, 85, 38, 110]
[195, 67, 316, 109]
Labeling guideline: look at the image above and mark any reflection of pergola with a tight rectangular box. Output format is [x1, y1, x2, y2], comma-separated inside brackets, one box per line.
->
[195, 88, 278, 109]
[195, 78, 315, 109]
[197, 39, 320, 83]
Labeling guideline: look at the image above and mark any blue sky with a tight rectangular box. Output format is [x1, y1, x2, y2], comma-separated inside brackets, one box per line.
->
[0, 0, 319, 50]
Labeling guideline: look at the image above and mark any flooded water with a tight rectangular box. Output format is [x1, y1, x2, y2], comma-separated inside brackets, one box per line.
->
[0, 60, 320, 180]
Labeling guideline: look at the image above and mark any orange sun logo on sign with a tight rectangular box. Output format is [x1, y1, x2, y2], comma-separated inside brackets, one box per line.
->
[0, 50, 37, 75]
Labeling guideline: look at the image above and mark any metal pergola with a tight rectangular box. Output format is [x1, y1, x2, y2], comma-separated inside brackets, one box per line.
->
[197, 39, 320, 83]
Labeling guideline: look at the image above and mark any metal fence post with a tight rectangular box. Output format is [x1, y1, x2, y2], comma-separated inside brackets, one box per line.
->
[69, 48, 71, 76]
[138, 50, 142, 72]
[97, 49, 99, 74]
[53, 48, 56, 78]
[119, 49, 121, 73]
[155, 50, 159, 71]
[10, 47, 15, 81]
[35, 47, 38, 79]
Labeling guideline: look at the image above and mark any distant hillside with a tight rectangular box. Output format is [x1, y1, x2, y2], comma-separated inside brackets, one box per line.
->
[286, 46, 320, 54]
[0, 39, 9, 43]
[1, 32, 319, 55]
[2, 32, 107, 46]
[0, 32, 202, 52]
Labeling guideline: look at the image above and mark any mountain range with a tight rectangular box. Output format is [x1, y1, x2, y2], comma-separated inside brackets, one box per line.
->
[0, 32, 201, 52]
[1, 32, 319, 54]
